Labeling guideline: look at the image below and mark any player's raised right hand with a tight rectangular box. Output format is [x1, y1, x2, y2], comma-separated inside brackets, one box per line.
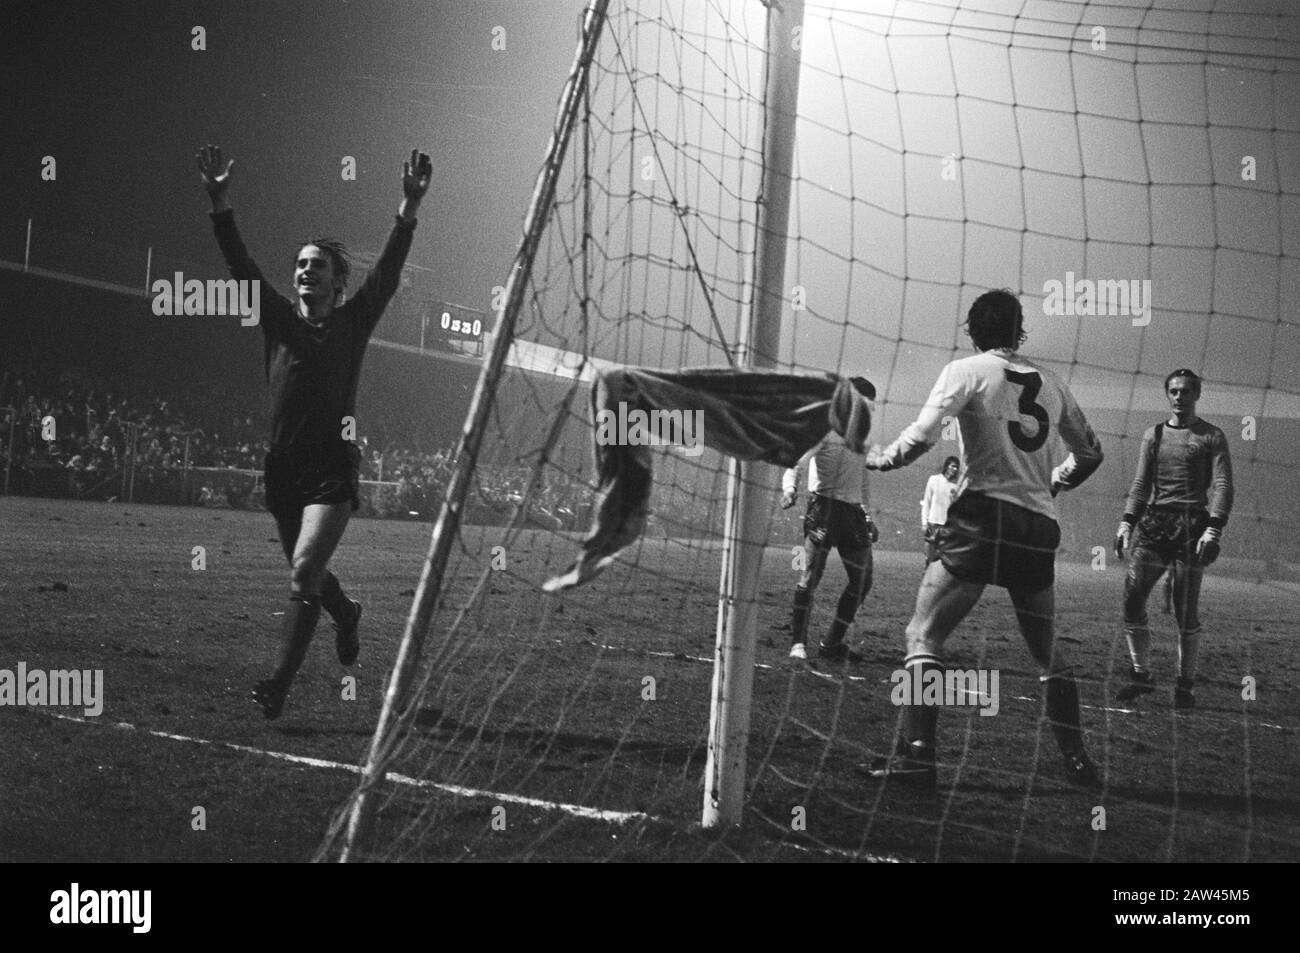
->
[196, 144, 234, 197]
[779, 491, 797, 510]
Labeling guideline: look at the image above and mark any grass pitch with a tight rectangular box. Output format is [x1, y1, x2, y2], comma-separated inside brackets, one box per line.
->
[1, 496, 1295, 862]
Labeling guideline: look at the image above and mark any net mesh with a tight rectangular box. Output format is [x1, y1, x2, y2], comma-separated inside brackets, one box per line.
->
[323, 0, 1300, 862]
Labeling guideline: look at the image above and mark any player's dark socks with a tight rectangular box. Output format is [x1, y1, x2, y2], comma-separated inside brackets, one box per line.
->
[1177, 626, 1201, 683]
[334, 598, 362, 666]
[825, 586, 861, 647]
[1043, 671, 1084, 756]
[320, 572, 349, 622]
[1174, 676, 1196, 709]
[1124, 623, 1151, 673]
[790, 585, 812, 646]
[270, 593, 322, 689]
[902, 654, 943, 749]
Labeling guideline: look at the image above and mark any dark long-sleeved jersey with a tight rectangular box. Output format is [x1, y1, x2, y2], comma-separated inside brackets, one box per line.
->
[1123, 419, 1233, 529]
[211, 209, 415, 448]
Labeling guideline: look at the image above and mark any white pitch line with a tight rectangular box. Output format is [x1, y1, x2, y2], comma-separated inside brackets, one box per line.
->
[40, 712, 648, 825]
[778, 839, 909, 863]
[572, 638, 875, 682]
[572, 639, 1299, 722]
[32, 710, 916, 862]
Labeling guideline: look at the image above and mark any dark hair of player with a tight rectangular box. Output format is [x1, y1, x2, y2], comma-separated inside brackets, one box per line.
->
[295, 238, 351, 296]
[941, 455, 960, 472]
[1164, 367, 1202, 398]
[849, 376, 877, 401]
[964, 288, 1027, 351]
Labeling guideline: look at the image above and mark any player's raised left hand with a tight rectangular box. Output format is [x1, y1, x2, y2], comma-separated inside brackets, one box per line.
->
[403, 150, 433, 200]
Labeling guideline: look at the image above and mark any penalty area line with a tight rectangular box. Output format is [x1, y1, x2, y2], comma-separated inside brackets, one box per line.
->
[38, 711, 650, 825]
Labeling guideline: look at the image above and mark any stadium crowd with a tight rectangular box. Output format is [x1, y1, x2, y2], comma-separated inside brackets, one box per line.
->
[1, 362, 263, 491]
[0, 362, 591, 527]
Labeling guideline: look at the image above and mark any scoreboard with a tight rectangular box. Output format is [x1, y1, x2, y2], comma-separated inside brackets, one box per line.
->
[424, 301, 487, 356]
[439, 304, 483, 342]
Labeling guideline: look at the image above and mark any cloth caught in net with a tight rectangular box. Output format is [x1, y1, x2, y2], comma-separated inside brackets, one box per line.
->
[543, 367, 872, 591]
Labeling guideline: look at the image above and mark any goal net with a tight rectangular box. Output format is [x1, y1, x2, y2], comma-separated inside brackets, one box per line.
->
[320, 0, 1300, 862]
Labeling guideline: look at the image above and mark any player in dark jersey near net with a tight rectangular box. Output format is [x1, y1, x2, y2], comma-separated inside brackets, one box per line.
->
[1114, 369, 1233, 709]
[197, 143, 431, 719]
[863, 289, 1105, 790]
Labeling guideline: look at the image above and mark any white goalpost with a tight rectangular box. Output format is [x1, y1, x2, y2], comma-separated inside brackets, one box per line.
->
[703, 0, 804, 829]
[332, 0, 614, 862]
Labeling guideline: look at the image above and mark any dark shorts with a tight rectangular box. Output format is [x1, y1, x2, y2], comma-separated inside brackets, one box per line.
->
[264, 441, 361, 517]
[935, 493, 1060, 592]
[1132, 505, 1209, 565]
[924, 522, 943, 563]
[803, 494, 872, 550]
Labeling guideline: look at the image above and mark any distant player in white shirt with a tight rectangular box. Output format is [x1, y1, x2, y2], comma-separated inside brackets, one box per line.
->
[921, 456, 962, 564]
[780, 377, 878, 663]
[863, 289, 1105, 790]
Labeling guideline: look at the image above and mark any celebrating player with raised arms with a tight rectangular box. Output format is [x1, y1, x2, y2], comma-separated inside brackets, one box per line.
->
[863, 289, 1105, 789]
[1114, 369, 1233, 708]
[196, 143, 432, 719]
[780, 376, 879, 663]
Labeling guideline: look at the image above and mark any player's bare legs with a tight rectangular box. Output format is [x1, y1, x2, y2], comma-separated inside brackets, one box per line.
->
[904, 560, 984, 659]
[255, 502, 353, 717]
[1119, 548, 1169, 701]
[1009, 585, 1090, 765]
[1169, 559, 1205, 706]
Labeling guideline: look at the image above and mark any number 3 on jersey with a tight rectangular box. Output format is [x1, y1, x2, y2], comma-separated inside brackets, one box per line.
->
[1004, 370, 1050, 452]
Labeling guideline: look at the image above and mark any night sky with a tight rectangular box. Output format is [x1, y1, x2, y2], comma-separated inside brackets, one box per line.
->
[2, 0, 590, 310]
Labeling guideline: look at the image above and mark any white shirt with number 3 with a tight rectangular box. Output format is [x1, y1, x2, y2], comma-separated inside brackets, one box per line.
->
[875, 349, 1103, 520]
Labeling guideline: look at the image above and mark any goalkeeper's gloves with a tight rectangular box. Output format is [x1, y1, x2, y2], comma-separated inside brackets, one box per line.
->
[1196, 526, 1222, 565]
[1114, 521, 1133, 561]
[779, 491, 797, 510]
